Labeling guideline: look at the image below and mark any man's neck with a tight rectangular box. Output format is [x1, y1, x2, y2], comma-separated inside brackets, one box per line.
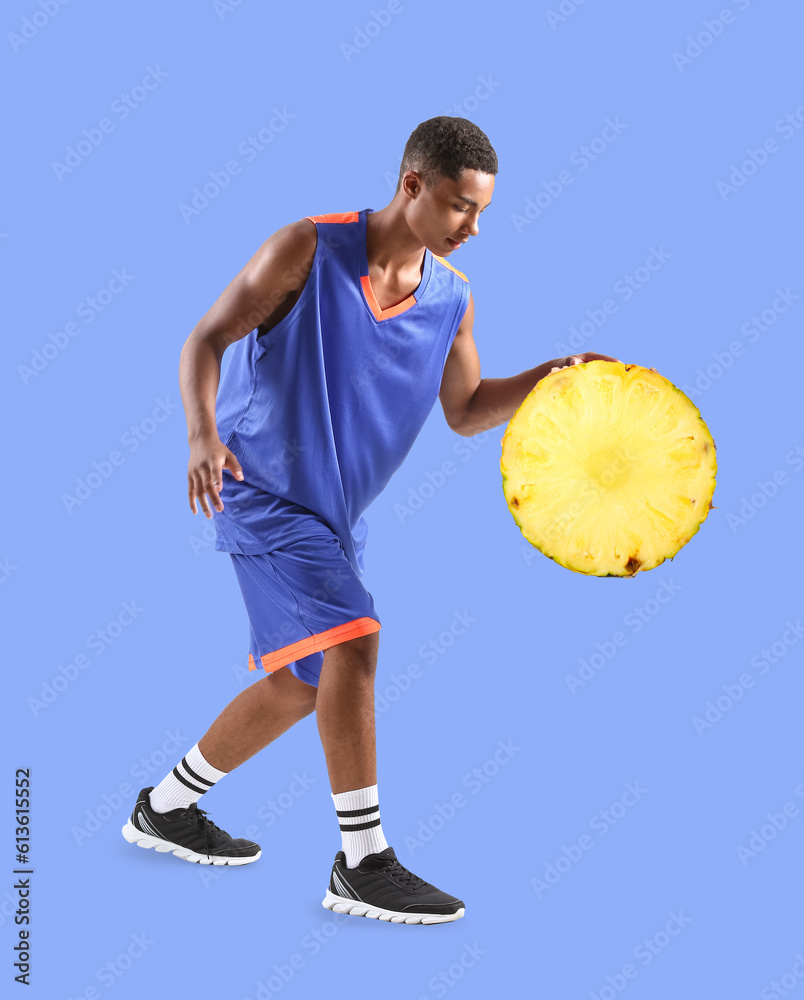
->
[365, 203, 426, 277]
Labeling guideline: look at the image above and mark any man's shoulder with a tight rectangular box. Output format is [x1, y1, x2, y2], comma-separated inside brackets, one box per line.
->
[264, 216, 319, 258]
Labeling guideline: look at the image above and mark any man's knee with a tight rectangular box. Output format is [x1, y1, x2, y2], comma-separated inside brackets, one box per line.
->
[324, 631, 379, 674]
[270, 666, 318, 709]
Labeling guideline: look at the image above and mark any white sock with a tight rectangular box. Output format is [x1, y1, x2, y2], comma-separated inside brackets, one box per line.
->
[331, 784, 389, 868]
[148, 743, 228, 814]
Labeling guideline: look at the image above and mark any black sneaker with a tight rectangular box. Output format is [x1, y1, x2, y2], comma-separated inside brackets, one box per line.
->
[121, 786, 261, 866]
[322, 846, 465, 924]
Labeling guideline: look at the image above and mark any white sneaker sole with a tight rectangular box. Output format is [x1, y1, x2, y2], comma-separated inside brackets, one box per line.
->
[321, 889, 464, 924]
[121, 820, 260, 866]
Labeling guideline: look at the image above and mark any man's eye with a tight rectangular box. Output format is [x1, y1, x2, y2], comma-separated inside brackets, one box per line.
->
[453, 205, 467, 212]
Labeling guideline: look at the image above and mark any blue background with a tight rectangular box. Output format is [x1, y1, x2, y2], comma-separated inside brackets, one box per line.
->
[3, 0, 803, 997]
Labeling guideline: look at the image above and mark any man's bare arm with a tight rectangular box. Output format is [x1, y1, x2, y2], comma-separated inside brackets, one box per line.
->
[439, 291, 619, 437]
[179, 218, 317, 517]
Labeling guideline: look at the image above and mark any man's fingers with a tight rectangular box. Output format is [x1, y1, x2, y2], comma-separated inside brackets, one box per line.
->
[225, 451, 244, 480]
[200, 461, 225, 513]
[188, 446, 242, 519]
[188, 476, 201, 515]
[190, 476, 211, 518]
[203, 480, 224, 512]
[575, 352, 621, 364]
[188, 472, 219, 519]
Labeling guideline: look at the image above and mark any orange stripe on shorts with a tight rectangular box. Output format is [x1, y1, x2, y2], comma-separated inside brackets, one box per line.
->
[248, 616, 381, 672]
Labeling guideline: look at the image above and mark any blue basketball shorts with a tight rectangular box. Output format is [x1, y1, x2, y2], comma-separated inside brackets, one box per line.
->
[228, 526, 381, 689]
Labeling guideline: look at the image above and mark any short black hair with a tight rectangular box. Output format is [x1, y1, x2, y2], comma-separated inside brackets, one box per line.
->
[395, 117, 498, 193]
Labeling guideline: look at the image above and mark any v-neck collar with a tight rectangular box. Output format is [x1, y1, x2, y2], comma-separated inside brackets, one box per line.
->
[358, 208, 432, 322]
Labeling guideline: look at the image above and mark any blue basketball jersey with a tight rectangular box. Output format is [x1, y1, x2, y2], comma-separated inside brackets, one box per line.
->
[212, 208, 471, 576]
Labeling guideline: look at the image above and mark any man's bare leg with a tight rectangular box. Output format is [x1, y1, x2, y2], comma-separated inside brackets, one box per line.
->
[123, 665, 317, 861]
[198, 665, 318, 772]
[198, 631, 379, 783]
[315, 629, 464, 921]
[315, 631, 380, 794]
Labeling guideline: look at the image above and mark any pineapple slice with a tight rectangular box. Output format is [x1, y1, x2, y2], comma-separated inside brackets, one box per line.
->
[500, 361, 717, 576]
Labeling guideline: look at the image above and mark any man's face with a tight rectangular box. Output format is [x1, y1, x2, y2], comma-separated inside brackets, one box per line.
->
[404, 168, 495, 256]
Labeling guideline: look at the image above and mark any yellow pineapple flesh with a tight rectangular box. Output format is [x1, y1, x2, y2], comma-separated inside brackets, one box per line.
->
[500, 361, 717, 576]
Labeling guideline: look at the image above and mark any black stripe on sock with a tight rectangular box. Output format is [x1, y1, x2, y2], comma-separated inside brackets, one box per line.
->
[339, 817, 382, 832]
[181, 757, 215, 787]
[336, 805, 379, 818]
[172, 767, 208, 795]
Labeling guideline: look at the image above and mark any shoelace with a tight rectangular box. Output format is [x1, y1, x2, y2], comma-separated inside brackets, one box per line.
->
[180, 803, 224, 858]
[377, 858, 427, 890]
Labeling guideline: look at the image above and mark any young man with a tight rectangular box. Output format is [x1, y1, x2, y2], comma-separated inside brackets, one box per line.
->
[122, 116, 614, 923]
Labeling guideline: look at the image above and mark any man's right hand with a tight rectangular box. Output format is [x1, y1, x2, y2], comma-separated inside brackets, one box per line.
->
[188, 434, 244, 518]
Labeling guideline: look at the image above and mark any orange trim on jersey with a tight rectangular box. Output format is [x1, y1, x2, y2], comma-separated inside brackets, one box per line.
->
[432, 254, 469, 282]
[247, 616, 382, 673]
[304, 212, 359, 225]
[359, 275, 417, 321]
